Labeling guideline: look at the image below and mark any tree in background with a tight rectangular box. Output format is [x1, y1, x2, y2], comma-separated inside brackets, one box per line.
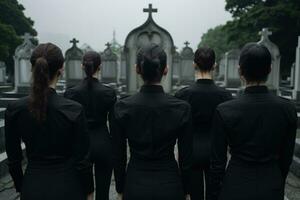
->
[0, 0, 37, 80]
[199, 0, 300, 75]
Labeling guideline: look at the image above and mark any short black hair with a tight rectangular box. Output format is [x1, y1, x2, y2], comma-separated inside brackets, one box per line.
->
[136, 43, 167, 83]
[239, 43, 272, 83]
[194, 47, 216, 71]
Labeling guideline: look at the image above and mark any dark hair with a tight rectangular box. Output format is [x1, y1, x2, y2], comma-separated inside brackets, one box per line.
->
[194, 47, 216, 71]
[29, 43, 64, 121]
[82, 51, 101, 88]
[239, 43, 271, 83]
[136, 43, 167, 83]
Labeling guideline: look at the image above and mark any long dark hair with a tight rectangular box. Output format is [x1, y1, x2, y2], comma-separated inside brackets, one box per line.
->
[136, 43, 167, 83]
[82, 51, 101, 88]
[29, 43, 64, 121]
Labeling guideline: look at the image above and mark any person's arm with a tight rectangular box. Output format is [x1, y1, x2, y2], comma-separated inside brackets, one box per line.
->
[209, 110, 228, 200]
[73, 109, 93, 195]
[110, 103, 127, 194]
[5, 105, 23, 193]
[278, 108, 297, 180]
[178, 105, 193, 196]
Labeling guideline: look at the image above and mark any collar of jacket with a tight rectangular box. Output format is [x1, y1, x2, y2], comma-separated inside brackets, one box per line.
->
[244, 85, 269, 94]
[140, 85, 165, 94]
[196, 79, 214, 84]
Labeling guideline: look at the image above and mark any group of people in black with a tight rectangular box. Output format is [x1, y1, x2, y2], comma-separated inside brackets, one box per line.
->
[5, 42, 297, 200]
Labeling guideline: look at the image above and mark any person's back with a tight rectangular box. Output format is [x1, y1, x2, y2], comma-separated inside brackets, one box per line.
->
[111, 44, 193, 200]
[210, 44, 297, 200]
[175, 47, 232, 200]
[5, 43, 89, 200]
[64, 51, 116, 200]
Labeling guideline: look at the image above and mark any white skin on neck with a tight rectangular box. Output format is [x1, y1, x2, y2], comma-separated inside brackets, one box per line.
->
[49, 67, 64, 89]
[194, 62, 214, 80]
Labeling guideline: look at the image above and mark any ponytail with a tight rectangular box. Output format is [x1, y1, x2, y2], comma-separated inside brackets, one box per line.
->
[29, 43, 64, 122]
[82, 51, 101, 89]
[29, 57, 49, 121]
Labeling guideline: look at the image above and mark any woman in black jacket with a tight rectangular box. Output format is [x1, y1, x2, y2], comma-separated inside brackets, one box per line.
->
[5, 43, 90, 200]
[210, 43, 297, 200]
[175, 47, 232, 200]
[110, 43, 193, 200]
[65, 51, 116, 200]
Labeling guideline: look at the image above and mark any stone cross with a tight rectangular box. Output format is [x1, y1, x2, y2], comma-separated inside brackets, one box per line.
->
[184, 41, 190, 47]
[70, 38, 79, 47]
[105, 42, 112, 49]
[143, 4, 158, 18]
[21, 33, 34, 43]
[259, 28, 272, 41]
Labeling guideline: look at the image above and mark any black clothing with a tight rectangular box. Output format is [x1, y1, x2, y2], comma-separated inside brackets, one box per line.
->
[111, 85, 193, 200]
[64, 78, 116, 200]
[5, 88, 89, 200]
[175, 79, 232, 200]
[210, 86, 297, 200]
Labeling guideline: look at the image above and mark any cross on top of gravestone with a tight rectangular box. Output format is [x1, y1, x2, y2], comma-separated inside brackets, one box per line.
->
[105, 42, 112, 49]
[21, 33, 34, 43]
[143, 4, 158, 18]
[259, 28, 272, 41]
[184, 41, 190, 47]
[70, 38, 79, 47]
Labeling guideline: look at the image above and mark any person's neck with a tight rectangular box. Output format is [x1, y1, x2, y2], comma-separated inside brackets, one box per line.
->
[92, 71, 99, 79]
[49, 78, 58, 90]
[195, 71, 212, 80]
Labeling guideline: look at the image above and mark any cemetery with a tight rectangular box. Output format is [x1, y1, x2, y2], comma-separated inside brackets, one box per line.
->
[0, 2, 300, 200]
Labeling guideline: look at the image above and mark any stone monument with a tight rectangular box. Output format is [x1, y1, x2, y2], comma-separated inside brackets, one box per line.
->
[180, 41, 195, 85]
[224, 49, 241, 88]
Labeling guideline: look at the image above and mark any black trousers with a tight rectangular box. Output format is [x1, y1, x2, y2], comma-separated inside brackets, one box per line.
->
[218, 160, 285, 200]
[89, 129, 113, 200]
[190, 165, 211, 200]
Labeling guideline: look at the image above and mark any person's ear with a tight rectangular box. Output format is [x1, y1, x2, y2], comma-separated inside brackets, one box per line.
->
[58, 66, 64, 76]
[163, 66, 169, 76]
[193, 62, 198, 69]
[81, 64, 85, 70]
[238, 66, 245, 82]
[136, 64, 141, 75]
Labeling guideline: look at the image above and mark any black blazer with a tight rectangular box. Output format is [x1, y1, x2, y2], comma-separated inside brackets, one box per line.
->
[175, 79, 232, 165]
[110, 85, 193, 194]
[64, 78, 117, 130]
[5, 88, 89, 192]
[210, 86, 298, 198]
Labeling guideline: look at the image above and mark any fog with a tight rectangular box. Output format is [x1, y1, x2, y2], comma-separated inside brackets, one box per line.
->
[19, 0, 232, 52]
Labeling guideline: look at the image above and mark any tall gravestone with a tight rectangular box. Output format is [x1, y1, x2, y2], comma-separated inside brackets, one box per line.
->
[257, 28, 281, 93]
[180, 41, 194, 85]
[0, 62, 6, 84]
[65, 38, 84, 87]
[217, 54, 226, 81]
[293, 37, 300, 100]
[124, 4, 175, 93]
[224, 49, 241, 88]
[120, 48, 127, 84]
[14, 33, 36, 93]
[172, 46, 181, 86]
[290, 63, 295, 88]
[101, 42, 118, 84]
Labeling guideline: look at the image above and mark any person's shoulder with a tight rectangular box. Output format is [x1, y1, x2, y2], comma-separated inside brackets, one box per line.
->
[174, 86, 192, 99]
[6, 96, 30, 113]
[54, 95, 84, 121]
[98, 83, 117, 97]
[214, 85, 233, 98]
[275, 95, 297, 112]
[64, 82, 83, 98]
[166, 93, 191, 109]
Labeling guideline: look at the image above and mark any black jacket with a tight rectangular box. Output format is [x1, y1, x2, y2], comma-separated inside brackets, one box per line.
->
[5, 88, 89, 192]
[210, 86, 297, 199]
[110, 85, 193, 195]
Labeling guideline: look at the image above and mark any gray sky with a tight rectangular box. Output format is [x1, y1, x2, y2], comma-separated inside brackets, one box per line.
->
[19, 0, 232, 52]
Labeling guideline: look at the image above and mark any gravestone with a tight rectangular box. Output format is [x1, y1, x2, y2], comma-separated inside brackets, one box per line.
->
[180, 41, 195, 85]
[257, 28, 281, 93]
[120, 48, 127, 84]
[14, 33, 36, 93]
[65, 38, 84, 87]
[293, 37, 300, 100]
[172, 47, 181, 86]
[0, 62, 6, 84]
[124, 4, 175, 93]
[101, 42, 118, 84]
[290, 63, 295, 88]
[224, 49, 241, 88]
[217, 54, 226, 81]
